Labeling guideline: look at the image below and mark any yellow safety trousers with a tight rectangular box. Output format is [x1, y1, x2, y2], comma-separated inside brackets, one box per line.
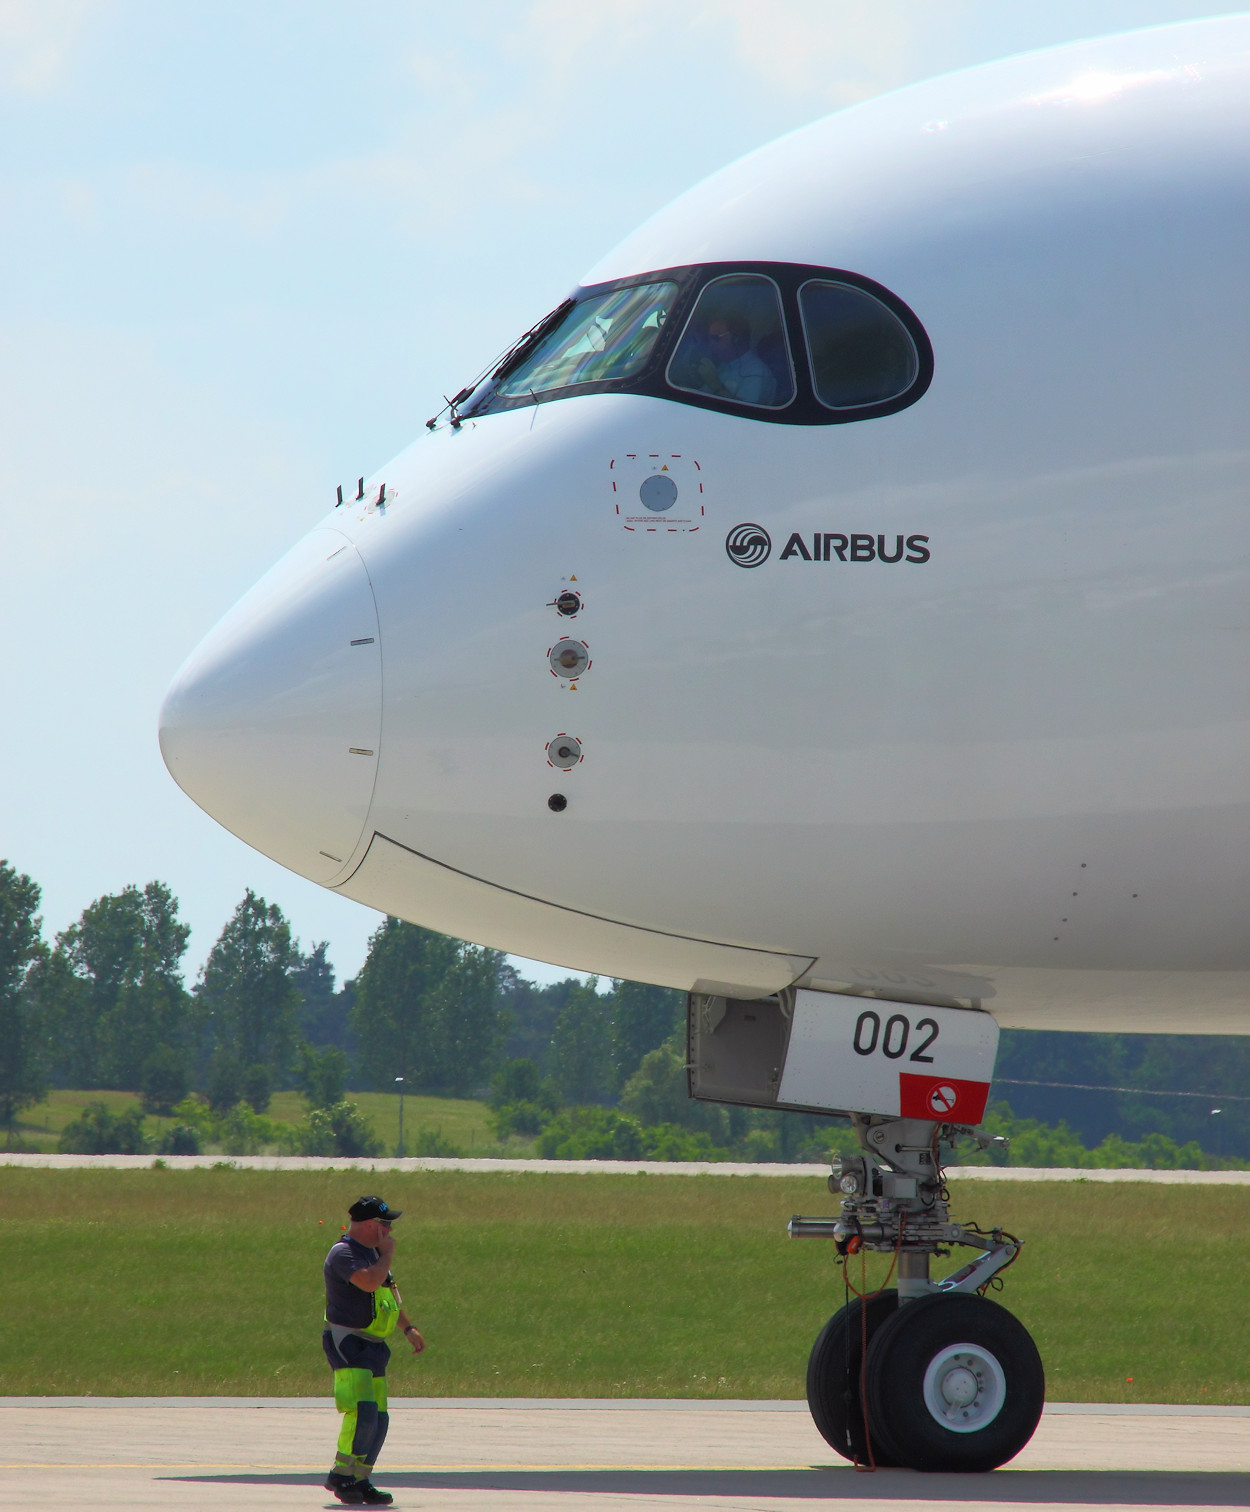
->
[333, 1368, 389, 1471]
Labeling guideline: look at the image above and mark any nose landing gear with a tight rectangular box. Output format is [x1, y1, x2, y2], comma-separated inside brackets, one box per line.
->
[791, 1113, 1044, 1472]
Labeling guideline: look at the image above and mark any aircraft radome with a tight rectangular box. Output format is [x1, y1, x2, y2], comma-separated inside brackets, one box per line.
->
[160, 17, 1250, 1472]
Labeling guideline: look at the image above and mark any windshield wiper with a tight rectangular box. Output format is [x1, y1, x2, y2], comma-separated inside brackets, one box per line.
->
[490, 298, 574, 385]
[426, 298, 575, 431]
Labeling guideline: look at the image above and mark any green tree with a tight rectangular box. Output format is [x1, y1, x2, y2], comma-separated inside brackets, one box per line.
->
[954, 1100, 1249, 1172]
[292, 1101, 383, 1157]
[992, 1027, 1250, 1160]
[195, 891, 301, 1081]
[499, 969, 583, 1071]
[412, 1128, 465, 1157]
[0, 861, 46, 1144]
[439, 940, 508, 1094]
[488, 1056, 561, 1139]
[34, 881, 190, 1089]
[640, 1123, 733, 1162]
[295, 941, 353, 1049]
[140, 1043, 189, 1115]
[533, 1105, 736, 1162]
[536, 1105, 646, 1159]
[216, 1102, 285, 1155]
[30, 948, 94, 1087]
[351, 919, 506, 1095]
[549, 979, 614, 1104]
[490, 1057, 536, 1105]
[608, 980, 684, 1087]
[240, 1063, 272, 1114]
[205, 1049, 242, 1113]
[58, 1101, 148, 1155]
[297, 1042, 349, 1109]
[156, 1123, 201, 1155]
[619, 1032, 730, 1140]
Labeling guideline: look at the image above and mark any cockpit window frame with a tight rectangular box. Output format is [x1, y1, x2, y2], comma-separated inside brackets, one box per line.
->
[665, 271, 797, 412]
[456, 261, 933, 428]
[797, 277, 922, 413]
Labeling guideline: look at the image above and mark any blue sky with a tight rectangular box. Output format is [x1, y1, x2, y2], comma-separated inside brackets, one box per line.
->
[2, 0, 1241, 986]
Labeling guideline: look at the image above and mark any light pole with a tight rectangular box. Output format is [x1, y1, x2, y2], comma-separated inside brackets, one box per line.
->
[1211, 1107, 1222, 1159]
[396, 1076, 406, 1158]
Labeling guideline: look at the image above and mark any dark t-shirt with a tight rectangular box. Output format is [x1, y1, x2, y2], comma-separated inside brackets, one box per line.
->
[324, 1235, 391, 1330]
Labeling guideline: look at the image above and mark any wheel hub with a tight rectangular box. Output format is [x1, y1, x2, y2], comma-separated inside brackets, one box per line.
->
[940, 1365, 979, 1407]
[922, 1344, 1007, 1432]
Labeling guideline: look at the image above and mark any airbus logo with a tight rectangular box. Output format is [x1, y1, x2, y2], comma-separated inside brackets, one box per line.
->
[726, 524, 932, 566]
[780, 532, 931, 563]
[725, 523, 771, 567]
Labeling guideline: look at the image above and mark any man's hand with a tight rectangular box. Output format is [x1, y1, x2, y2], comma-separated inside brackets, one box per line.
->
[349, 1222, 398, 1292]
[399, 1309, 424, 1356]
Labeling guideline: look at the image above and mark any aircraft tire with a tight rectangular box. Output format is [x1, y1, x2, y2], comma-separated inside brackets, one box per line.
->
[863, 1292, 1044, 1472]
[805, 1289, 900, 1463]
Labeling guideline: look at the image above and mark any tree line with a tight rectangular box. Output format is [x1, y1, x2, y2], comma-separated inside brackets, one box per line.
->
[3, 856, 1249, 1163]
[0, 860, 692, 1146]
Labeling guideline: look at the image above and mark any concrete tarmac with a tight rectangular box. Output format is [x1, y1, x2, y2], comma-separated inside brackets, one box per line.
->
[6, 1398, 1250, 1511]
[6, 1152, 1250, 1182]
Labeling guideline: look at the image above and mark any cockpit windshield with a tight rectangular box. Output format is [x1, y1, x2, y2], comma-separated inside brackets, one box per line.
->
[448, 263, 931, 428]
[491, 281, 677, 403]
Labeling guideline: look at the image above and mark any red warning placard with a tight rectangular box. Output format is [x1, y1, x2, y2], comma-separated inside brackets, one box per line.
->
[899, 1073, 990, 1124]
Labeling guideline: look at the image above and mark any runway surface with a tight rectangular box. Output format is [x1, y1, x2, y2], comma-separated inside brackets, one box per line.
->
[6, 1152, 1250, 1182]
[7, 1397, 1250, 1511]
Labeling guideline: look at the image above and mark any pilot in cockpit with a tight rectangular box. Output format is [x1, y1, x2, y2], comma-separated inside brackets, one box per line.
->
[696, 315, 777, 405]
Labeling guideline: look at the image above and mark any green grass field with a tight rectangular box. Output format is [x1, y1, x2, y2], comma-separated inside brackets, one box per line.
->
[10, 1088, 506, 1155]
[2, 1167, 1246, 1402]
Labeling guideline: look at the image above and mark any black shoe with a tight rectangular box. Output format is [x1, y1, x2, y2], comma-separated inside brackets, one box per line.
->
[355, 1484, 393, 1506]
[324, 1473, 365, 1503]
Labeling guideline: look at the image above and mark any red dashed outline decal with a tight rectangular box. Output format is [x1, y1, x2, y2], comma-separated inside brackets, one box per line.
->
[609, 454, 704, 534]
[545, 732, 585, 769]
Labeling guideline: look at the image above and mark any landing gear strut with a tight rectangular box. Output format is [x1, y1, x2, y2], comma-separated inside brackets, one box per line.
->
[791, 1113, 1044, 1472]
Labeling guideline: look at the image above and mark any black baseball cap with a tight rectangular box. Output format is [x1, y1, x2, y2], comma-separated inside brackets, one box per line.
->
[349, 1195, 402, 1222]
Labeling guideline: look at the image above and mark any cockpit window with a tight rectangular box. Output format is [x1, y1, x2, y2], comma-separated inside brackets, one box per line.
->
[442, 262, 932, 429]
[666, 274, 795, 409]
[493, 281, 678, 400]
[798, 280, 919, 410]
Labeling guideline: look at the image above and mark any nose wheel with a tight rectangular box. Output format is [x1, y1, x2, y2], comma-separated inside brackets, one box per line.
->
[862, 1292, 1045, 1472]
[805, 1290, 899, 1464]
[806, 1291, 1042, 1471]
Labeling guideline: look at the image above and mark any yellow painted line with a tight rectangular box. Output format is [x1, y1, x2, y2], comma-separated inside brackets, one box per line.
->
[3, 1462, 823, 1473]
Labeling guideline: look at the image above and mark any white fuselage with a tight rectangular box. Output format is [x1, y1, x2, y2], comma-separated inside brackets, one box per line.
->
[160, 18, 1250, 1034]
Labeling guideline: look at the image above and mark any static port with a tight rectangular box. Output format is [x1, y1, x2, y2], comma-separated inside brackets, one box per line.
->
[549, 640, 590, 678]
[548, 793, 568, 812]
[639, 474, 678, 511]
[546, 734, 583, 770]
[555, 590, 581, 616]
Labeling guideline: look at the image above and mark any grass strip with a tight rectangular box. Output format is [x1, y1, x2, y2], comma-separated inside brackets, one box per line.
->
[2, 1168, 1245, 1402]
[10, 1089, 504, 1155]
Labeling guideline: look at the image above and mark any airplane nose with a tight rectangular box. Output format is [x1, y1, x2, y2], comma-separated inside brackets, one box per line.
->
[159, 529, 382, 884]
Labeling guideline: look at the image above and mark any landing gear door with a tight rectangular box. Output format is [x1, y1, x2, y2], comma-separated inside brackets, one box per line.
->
[683, 991, 792, 1112]
[687, 991, 794, 1109]
[689, 989, 999, 1121]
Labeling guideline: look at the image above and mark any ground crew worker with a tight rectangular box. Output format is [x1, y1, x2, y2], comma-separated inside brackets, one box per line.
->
[322, 1195, 425, 1505]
